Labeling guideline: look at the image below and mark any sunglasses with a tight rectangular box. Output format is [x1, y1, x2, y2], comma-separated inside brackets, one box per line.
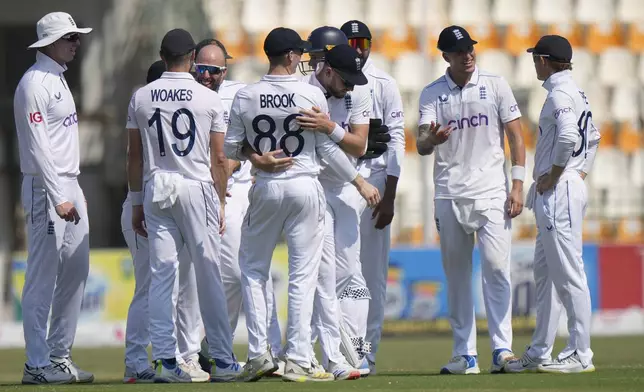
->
[61, 33, 80, 42]
[194, 64, 227, 75]
[333, 68, 355, 89]
[349, 38, 371, 51]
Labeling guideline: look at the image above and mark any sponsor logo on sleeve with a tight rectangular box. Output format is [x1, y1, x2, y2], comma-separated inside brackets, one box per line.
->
[391, 111, 404, 118]
[29, 112, 43, 123]
[553, 107, 572, 119]
[63, 112, 78, 127]
[510, 104, 518, 112]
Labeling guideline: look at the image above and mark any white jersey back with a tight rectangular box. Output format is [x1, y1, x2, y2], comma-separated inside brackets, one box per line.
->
[534, 70, 600, 179]
[225, 74, 331, 180]
[219, 79, 252, 187]
[301, 73, 371, 185]
[127, 72, 227, 183]
[418, 67, 521, 200]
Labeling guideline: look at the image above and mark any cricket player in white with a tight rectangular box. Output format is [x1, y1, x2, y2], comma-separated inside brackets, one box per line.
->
[417, 25, 526, 374]
[14, 12, 94, 385]
[121, 60, 205, 383]
[341, 20, 406, 375]
[192, 38, 284, 375]
[505, 35, 599, 374]
[298, 32, 371, 380]
[127, 29, 240, 383]
[225, 27, 379, 383]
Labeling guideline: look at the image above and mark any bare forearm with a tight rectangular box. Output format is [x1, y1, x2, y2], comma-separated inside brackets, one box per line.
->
[416, 124, 434, 156]
[127, 153, 143, 192]
[212, 164, 228, 204]
[507, 130, 526, 168]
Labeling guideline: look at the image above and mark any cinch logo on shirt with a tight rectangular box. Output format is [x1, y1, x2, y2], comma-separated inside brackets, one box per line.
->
[553, 107, 572, 119]
[391, 111, 403, 118]
[447, 113, 489, 130]
[29, 112, 43, 123]
[63, 112, 78, 127]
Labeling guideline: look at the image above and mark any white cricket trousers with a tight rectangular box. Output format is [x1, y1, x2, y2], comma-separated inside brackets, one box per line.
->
[529, 172, 593, 364]
[21, 175, 90, 368]
[240, 175, 325, 367]
[145, 176, 233, 362]
[220, 181, 282, 352]
[361, 171, 389, 361]
[121, 197, 201, 372]
[434, 197, 513, 357]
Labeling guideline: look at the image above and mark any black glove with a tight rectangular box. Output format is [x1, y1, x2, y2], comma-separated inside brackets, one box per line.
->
[361, 119, 390, 160]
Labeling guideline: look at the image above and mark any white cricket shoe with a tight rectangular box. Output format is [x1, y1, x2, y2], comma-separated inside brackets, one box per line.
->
[538, 352, 595, 374]
[282, 360, 334, 382]
[50, 356, 94, 383]
[490, 349, 517, 373]
[179, 359, 210, 382]
[440, 355, 480, 375]
[504, 349, 547, 373]
[123, 367, 161, 383]
[328, 359, 361, 380]
[210, 358, 243, 382]
[154, 359, 192, 382]
[238, 351, 278, 382]
[270, 359, 285, 377]
[22, 364, 74, 385]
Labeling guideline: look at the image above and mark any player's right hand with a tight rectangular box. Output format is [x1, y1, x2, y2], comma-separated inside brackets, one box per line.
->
[55, 201, 81, 225]
[358, 181, 381, 208]
[250, 149, 294, 173]
[132, 205, 148, 238]
[427, 121, 453, 145]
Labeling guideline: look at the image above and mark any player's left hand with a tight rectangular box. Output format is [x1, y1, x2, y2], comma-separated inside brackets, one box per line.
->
[297, 107, 335, 134]
[132, 205, 147, 238]
[362, 119, 390, 160]
[537, 173, 555, 194]
[506, 187, 524, 218]
[372, 196, 395, 229]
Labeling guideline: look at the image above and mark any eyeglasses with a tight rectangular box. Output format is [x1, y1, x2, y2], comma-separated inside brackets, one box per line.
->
[61, 33, 80, 42]
[194, 64, 227, 75]
[348, 38, 371, 51]
[532, 54, 549, 63]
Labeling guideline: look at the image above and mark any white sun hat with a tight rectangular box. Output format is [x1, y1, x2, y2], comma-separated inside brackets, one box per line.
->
[28, 12, 92, 49]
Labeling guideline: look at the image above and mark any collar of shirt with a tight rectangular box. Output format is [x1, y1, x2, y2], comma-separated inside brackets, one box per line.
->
[542, 70, 573, 92]
[36, 51, 67, 73]
[261, 74, 300, 82]
[445, 66, 480, 90]
[308, 73, 330, 98]
[363, 57, 375, 74]
[160, 71, 194, 80]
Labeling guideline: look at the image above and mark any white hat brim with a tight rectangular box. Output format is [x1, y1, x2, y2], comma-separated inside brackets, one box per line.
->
[28, 27, 92, 49]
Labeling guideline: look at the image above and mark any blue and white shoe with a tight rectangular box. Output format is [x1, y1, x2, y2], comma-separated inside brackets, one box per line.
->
[357, 357, 371, 377]
[210, 359, 243, 382]
[440, 355, 480, 375]
[154, 359, 192, 383]
[490, 349, 517, 374]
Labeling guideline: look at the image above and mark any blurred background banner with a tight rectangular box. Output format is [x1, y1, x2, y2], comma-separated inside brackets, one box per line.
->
[0, 0, 642, 345]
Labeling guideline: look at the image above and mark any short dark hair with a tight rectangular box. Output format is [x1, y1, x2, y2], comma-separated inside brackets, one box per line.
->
[549, 60, 573, 72]
[195, 39, 229, 63]
[163, 51, 192, 68]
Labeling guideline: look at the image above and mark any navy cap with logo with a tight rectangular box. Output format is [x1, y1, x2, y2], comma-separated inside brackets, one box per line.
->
[147, 60, 166, 83]
[160, 28, 196, 56]
[340, 20, 372, 40]
[264, 27, 312, 56]
[527, 35, 573, 63]
[325, 44, 368, 86]
[437, 25, 478, 53]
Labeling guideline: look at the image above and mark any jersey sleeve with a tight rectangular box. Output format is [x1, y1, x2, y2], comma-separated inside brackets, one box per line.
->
[496, 77, 521, 123]
[224, 91, 248, 160]
[126, 91, 139, 129]
[382, 78, 405, 178]
[210, 92, 227, 134]
[549, 91, 580, 167]
[349, 87, 371, 125]
[13, 82, 67, 206]
[418, 86, 437, 126]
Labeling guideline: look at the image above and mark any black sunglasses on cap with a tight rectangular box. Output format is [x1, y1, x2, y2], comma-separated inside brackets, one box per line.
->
[61, 33, 80, 42]
[194, 64, 227, 75]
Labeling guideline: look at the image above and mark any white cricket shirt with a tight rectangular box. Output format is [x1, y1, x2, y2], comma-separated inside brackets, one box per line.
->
[534, 70, 601, 179]
[219, 79, 252, 187]
[418, 66, 521, 200]
[14, 51, 80, 206]
[225, 74, 358, 182]
[357, 58, 406, 179]
[302, 73, 371, 186]
[126, 72, 227, 183]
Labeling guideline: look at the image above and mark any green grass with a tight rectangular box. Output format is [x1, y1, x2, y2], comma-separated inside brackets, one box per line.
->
[0, 335, 642, 391]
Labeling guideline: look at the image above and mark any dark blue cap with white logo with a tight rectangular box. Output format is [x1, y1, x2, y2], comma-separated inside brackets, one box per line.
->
[437, 25, 478, 53]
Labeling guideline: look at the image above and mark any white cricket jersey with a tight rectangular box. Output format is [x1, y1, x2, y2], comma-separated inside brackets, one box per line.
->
[224, 74, 358, 183]
[14, 51, 80, 206]
[534, 70, 601, 179]
[357, 58, 406, 179]
[418, 66, 521, 200]
[301, 73, 371, 186]
[126, 72, 227, 183]
[219, 79, 252, 187]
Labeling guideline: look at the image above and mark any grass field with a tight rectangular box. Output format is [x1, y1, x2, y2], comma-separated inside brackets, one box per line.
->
[0, 335, 642, 391]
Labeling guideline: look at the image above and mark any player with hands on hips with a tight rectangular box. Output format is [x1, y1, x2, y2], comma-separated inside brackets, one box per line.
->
[417, 25, 526, 375]
[504, 35, 600, 375]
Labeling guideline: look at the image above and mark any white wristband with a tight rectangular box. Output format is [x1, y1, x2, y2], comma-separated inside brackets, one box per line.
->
[511, 165, 525, 182]
[329, 124, 346, 143]
[131, 191, 143, 206]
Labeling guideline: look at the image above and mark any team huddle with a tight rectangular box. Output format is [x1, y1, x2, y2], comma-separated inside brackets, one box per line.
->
[14, 10, 599, 386]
